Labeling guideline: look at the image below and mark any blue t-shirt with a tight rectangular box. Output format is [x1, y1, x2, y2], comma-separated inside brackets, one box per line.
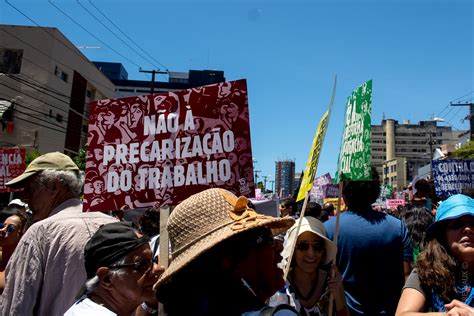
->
[324, 210, 412, 316]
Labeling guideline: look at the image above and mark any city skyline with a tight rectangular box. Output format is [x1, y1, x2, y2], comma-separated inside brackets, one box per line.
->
[0, 0, 471, 185]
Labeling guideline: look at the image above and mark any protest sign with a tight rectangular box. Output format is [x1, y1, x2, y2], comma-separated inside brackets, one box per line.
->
[335, 80, 372, 182]
[322, 184, 339, 198]
[309, 173, 333, 201]
[84, 79, 255, 212]
[432, 159, 473, 197]
[385, 199, 405, 209]
[297, 110, 330, 202]
[0, 147, 25, 192]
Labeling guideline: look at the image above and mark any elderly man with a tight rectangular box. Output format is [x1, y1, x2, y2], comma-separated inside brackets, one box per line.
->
[65, 222, 163, 316]
[0, 152, 117, 316]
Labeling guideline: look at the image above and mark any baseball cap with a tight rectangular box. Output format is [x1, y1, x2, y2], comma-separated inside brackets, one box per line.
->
[84, 222, 150, 279]
[6, 152, 79, 187]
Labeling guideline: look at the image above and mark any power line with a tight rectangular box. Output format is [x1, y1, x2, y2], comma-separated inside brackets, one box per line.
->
[6, 75, 71, 105]
[11, 74, 71, 99]
[88, 0, 169, 71]
[436, 91, 473, 119]
[48, 0, 144, 70]
[76, 0, 158, 70]
[0, 79, 69, 114]
[13, 115, 66, 134]
[0, 76, 89, 120]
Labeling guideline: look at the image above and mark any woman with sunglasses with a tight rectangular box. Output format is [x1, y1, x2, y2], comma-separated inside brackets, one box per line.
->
[278, 216, 349, 316]
[396, 194, 474, 315]
[0, 207, 30, 294]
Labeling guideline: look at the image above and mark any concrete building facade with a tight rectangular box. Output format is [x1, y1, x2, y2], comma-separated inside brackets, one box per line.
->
[275, 160, 295, 198]
[0, 24, 115, 156]
[372, 119, 464, 188]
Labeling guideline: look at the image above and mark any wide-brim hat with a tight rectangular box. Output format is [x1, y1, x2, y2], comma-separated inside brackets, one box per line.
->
[6, 152, 79, 187]
[154, 188, 295, 291]
[427, 194, 474, 238]
[281, 216, 336, 267]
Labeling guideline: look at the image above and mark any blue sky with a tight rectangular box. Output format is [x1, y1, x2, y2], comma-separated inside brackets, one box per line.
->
[1, 0, 472, 188]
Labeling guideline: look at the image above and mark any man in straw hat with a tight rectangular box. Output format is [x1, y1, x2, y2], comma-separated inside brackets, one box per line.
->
[65, 222, 164, 316]
[0, 152, 117, 316]
[154, 188, 298, 315]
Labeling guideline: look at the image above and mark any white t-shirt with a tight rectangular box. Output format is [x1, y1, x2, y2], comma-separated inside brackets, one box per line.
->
[64, 297, 117, 316]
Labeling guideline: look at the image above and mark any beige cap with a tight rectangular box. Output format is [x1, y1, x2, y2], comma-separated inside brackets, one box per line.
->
[6, 152, 79, 187]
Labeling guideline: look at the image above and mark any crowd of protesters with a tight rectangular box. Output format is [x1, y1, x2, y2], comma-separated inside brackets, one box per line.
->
[0, 151, 472, 315]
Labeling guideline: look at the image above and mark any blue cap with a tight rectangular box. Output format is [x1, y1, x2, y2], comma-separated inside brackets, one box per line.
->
[428, 194, 474, 237]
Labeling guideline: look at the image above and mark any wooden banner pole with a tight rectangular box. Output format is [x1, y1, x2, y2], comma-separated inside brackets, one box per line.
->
[283, 191, 310, 281]
[328, 181, 343, 316]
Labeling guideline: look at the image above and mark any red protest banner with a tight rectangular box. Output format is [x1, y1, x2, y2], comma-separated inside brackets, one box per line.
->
[0, 147, 26, 192]
[84, 79, 255, 212]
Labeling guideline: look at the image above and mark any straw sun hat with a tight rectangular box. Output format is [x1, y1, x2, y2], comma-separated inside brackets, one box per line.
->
[154, 188, 295, 290]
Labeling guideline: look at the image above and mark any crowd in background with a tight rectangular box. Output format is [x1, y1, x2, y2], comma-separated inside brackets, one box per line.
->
[0, 152, 473, 315]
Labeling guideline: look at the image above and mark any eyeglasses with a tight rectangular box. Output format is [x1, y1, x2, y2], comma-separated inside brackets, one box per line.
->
[296, 241, 325, 253]
[109, 256, 158, 275]
[0, 223, 16, 234]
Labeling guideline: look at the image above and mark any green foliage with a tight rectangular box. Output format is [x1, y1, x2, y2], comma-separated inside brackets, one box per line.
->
[74, 147, 87, 171]
[451, 141, 474, 159]
[25, 149, 41, 166]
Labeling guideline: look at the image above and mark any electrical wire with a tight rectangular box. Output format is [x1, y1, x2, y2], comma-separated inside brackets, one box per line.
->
[13, 115, 66, 134]
[11, 74, 71, 99]
[76, 0, 158, 70]
[0, 77, 89, 121]
[6, 75, 70, 105]
[48, 0, 144, 70]
[88, 0, 169, 71]
[0, 27, 114, 94]
[0, 79, 69, 114]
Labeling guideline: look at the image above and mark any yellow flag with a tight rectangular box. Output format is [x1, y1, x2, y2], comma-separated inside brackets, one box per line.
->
[296, 110, 331, 201]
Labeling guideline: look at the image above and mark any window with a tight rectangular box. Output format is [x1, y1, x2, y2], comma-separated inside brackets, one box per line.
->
[55, 65, 68, 83]
[0, 48, 23, 74]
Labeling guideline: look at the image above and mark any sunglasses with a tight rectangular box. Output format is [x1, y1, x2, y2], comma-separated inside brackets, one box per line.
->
[0, 223, 16, 234]
[446, 217, 474, 230]
[109, 256, 158, 275]
[296, 241, 325, 253]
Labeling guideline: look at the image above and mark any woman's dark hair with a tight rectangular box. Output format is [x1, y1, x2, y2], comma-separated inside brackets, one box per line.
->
[281, 197, 297, 216]
[0, 207, 32, 233]
[342, 167, 381, 210]
[416, 237, 457, 302]
[305, 202, 322, 219]
[138, 208, 160, 238]
[401, 205, 434, 249]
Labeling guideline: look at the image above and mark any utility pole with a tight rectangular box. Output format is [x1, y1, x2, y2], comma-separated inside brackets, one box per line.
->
[262, 175, 270, 192]
[254, 170, 261, 187]
[450, 101, 474, 141]
[269, 180, 275, 193]
[139, 68, 167, 94]
[427, 132, 437, 178]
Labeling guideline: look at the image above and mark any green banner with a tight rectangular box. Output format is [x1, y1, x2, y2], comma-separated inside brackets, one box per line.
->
[336, 80, 372, 182]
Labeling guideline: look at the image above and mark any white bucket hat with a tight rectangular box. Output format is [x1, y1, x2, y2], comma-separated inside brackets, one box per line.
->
[281, 216, 336, 269]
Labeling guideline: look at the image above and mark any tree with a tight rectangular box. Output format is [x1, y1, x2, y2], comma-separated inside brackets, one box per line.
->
[451, 141, 474, 159]
[25, 149, 41, 166]
[74, 147, 86, 171]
